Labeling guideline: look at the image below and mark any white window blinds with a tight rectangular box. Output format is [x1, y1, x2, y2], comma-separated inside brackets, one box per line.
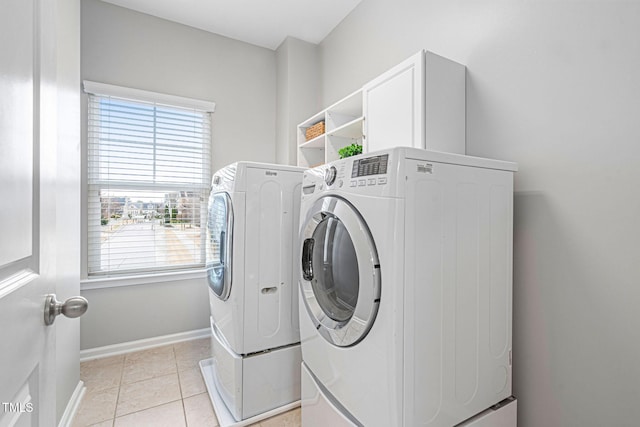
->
[86, 83, 213, 276]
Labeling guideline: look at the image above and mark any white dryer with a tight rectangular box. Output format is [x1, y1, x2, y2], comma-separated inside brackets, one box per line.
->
[298, 147, 518, 426]
[201, 162, 304, 425]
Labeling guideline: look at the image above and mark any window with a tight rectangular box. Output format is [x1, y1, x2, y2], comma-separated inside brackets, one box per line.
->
[85, 82, 215, 276]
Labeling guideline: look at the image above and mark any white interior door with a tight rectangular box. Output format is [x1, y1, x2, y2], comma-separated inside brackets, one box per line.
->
[0, 0, 59, 424]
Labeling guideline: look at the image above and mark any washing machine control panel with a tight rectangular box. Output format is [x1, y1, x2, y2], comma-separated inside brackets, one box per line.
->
[304, 153, 391, 196]
[345, 154, 390, 189]
[351, 154, 389, 178]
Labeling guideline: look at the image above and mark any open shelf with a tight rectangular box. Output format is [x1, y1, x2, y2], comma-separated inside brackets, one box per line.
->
[325, 89, 362, 117]
[327, 116, 364, 140]
[299, 134, 325, 149]
[297, 145, 325, 168]
[297, 89, 364, 166]
[298, 111, 325, 129]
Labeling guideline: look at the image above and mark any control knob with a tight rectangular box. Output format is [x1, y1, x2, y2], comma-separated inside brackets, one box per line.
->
[324, 166, 337, 186]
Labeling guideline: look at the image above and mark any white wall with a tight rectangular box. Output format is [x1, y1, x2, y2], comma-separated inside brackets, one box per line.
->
[276, 37, 321, 165]
[80, 0, 277, 350]
[321, 0, 640, 425]
[80, 278, 208, 349]
[81, 0, 277, 172]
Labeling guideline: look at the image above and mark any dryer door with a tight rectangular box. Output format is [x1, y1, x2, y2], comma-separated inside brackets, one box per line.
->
[207, 191, 233, 300]
[300, 196, 380, 347]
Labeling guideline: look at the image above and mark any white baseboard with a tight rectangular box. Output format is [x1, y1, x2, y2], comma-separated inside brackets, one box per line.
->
[58, 381, 86, 427]
[80, 328, 211, 362]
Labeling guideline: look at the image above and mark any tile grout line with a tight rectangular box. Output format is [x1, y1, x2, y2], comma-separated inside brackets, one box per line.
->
[79, 355, 124, 426]
[174, 344, 190, 427]
[80, 341, 211, 426]
[110, 398, 185, 423]
[114, 347, 181, 422]
[112, 353, 126, 426]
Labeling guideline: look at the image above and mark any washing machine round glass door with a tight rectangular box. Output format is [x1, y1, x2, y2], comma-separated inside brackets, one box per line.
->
[206, 191, 233, 301]
[300, 195, 380, 347]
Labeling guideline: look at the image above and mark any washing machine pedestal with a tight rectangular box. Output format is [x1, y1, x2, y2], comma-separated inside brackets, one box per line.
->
[301, 362, 517, 427]
[457, 398, 517, 427]
[200, 318, 301, 427]
[301, 362, 359, 427]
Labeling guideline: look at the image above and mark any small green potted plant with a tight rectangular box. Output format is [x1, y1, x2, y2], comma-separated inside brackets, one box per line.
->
[338, 143, 363, 159]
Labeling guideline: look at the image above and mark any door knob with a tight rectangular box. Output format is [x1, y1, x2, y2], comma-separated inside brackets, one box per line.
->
[44, 294, 88, 326]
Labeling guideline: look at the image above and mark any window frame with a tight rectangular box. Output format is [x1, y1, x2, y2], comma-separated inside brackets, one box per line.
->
[83, 81, 215, 279]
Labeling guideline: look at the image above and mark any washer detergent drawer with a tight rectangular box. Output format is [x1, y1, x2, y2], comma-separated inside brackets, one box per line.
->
[210, 317, 302, 421]
[210, 318, 243, 420]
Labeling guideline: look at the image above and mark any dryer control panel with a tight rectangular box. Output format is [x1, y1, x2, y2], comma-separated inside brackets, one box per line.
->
[347, 154, 389, 189]
[302, 150, 397, 199]
[351, 154, 389, 177]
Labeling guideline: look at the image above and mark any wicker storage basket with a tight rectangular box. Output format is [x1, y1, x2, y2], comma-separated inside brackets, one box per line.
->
[305, 120, 325, 141]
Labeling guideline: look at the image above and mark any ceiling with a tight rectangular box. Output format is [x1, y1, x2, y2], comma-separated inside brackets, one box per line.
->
[100, 0, 363, 50]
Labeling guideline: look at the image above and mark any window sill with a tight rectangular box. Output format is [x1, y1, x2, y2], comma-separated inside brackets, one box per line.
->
[81, 269, 207, 291]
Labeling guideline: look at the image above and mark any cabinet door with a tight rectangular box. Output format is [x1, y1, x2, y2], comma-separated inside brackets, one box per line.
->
[363, 50, 425, 153]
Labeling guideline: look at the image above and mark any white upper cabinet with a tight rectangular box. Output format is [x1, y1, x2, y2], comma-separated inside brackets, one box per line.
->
[296, 50, 465, 167]
[423, 51, 466, 154]
[363, 50, 425, 154]
[363, 50, 466, 155]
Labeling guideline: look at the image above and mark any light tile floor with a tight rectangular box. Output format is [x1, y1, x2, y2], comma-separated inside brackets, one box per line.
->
[74, 338, 301, 427]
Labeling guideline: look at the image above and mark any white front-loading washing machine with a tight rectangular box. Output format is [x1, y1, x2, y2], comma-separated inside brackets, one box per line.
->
[200, 162, 304, 426]
[298, 147, 518, 426]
